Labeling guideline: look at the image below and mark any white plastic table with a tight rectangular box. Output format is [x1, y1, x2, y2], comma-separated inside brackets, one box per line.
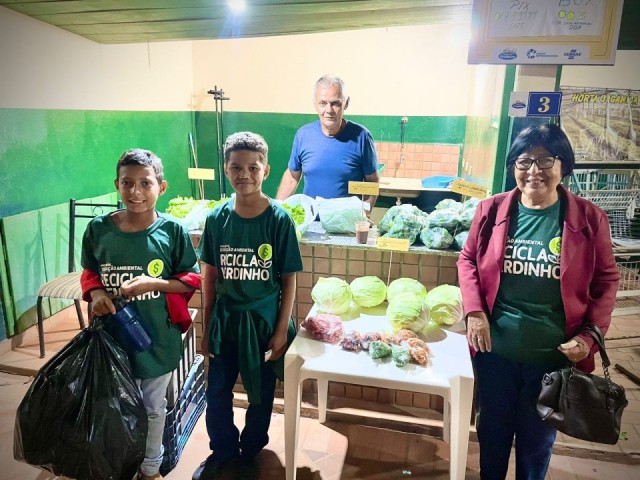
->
[284, 304, 474, 480]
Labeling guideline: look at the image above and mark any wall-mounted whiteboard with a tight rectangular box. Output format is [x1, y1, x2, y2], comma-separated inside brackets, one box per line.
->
[468, 0, 624, 65]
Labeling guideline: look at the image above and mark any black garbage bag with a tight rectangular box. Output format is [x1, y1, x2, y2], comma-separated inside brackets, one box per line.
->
[14, 316, 148, 480]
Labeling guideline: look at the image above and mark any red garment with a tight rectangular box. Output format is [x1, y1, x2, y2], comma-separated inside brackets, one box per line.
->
[457, 185, 619, 373]
[80, 269, 200, 333]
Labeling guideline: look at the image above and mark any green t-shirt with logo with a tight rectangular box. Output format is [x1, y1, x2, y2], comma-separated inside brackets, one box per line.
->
[81, 212, 199, 379]
[491, 200, 568, 369]
[200, 199, 303, 341]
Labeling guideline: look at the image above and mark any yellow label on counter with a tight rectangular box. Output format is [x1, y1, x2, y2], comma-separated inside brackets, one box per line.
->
[450, 179, 487, 199]
[376, 237, 410, 251]
[348, 181, 379, 195]
[188, 168, 216, 180]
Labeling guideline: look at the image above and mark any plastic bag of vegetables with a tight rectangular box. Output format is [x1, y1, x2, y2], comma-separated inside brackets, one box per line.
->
[378, 204, 425, 234]
[427, 209, 460, 230]
[425, 284, 463, 326]
[462, 197, 481, 211]
[383, 211, 428, 244]
[420, 226, 454, 249]
[454, 230, 469, 250]
[435, 198, 463, 212]
[387, 292, 431, 333]
[317, 196, 367, 234]
[350, 276, 387, 308]
[386, 278, 427, 302]
[311, 277, 352, 314]
[459, 208, 476, 230]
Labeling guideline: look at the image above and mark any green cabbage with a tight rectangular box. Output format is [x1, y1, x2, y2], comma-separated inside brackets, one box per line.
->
[427, 209, 460, 230]
[454, 231, 469, 251]
[386, 278, 427, 302]
[420, 226, 454, 249]
[350, 276, 387, 308]
[311, 277, 352, 314]
[459, 208, 476, 229]
[462, 198, 481, 211]
[425, 284, 463, 326]
[387, 292, 431, 333]
[435, 199, 463, 212]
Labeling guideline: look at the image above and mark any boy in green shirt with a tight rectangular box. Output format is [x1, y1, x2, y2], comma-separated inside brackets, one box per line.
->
[193, 132, 303, 479]
[81, 148, 200, 480]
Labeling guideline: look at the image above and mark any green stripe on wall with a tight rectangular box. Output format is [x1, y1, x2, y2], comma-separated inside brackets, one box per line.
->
[0, 108, 195, 218]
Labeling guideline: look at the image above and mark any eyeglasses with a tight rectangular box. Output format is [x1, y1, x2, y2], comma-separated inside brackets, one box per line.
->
[514, 155, 559, 170]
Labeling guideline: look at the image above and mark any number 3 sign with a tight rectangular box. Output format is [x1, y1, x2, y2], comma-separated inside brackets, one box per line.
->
[527, 92, 562, 117]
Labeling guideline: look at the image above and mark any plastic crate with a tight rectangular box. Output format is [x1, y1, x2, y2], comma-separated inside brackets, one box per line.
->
[160, 354, 206, 476]
[166, 323, 197, 408]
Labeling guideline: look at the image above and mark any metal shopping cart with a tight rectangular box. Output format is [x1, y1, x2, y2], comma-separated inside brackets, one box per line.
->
[578, 190, 640, 314]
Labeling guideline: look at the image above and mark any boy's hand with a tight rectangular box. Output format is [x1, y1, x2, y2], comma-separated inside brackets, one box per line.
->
[200, 335, 213, 358]
[90, 289, 116, 317]
[267, 329, 288, 361]
[120, 275, 156, 297]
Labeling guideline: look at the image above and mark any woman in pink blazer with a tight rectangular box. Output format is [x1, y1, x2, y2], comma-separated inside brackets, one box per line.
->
[457, 124, 619, 480]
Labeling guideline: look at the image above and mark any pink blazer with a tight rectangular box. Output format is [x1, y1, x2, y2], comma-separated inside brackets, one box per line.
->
[457, 186, 619, 373]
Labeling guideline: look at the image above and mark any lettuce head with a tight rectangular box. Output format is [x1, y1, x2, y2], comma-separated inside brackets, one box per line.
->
[350, 276, 387, 308]
[387, 292, 431, 333]
[386, 278, 427, 302]
[425, 284, 463, 326]
[311, 277, 352, 314]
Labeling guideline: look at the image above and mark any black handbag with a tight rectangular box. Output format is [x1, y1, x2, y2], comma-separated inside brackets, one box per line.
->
[536, 324, 628, 445]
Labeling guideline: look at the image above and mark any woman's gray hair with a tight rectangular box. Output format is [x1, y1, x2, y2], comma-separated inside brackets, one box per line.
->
[223, 131, 269, 164]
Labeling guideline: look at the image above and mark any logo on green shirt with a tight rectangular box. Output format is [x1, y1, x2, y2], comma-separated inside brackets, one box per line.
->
[147, 259, 164, 277]
[258, 244, 272, 261]
[549, 237, 561, 255]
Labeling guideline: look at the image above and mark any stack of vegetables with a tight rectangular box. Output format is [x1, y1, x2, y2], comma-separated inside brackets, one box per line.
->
[303, 275, 464, 368]
[377, 198, 480, 251]
[165, 195, 306, 233]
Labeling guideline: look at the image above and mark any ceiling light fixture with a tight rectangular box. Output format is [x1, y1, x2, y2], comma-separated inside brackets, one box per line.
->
[228, 0, 247, 14]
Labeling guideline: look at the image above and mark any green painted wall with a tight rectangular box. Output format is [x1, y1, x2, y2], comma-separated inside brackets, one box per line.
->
[0, 108, 465, 339]
[0, 108, 196, 218]
[194, 111, 467, 200]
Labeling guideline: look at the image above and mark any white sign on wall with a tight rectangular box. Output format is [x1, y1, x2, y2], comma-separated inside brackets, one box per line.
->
[468, 0, 624, 65]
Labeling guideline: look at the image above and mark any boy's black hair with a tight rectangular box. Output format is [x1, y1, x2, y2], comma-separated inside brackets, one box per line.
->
[506, 124, 576, 178]
[223, 132, 269, 165]
[115, 148, 164, 183]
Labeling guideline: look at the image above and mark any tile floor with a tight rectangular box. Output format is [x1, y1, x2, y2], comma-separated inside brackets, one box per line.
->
[1, 305, 639, 479]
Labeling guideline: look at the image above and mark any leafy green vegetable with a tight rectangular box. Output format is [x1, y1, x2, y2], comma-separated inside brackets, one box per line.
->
[311, 277, 352, 315]
[350, 276, 387, 307]
[435, 199, 463, 212]
[459, 208, 476, 229]
[281, 203, 306, 226]
[369, 340, 392, 359]
[387, 292, 430, 333]
[425, 284, 463, 326]
[166, 196, 200, 218]
[454, 231, 469, 251]
[462, 198, 481, 211]
[427, 209, 460, 230]
[386, 278, 427, 302]
[420, 226, 454, 249]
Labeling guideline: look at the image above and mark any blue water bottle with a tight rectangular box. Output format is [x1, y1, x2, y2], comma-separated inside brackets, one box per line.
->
[112, 298, 152, 352]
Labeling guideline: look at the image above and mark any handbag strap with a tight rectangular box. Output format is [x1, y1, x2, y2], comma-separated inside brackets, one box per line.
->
[580, 324, 613, 382]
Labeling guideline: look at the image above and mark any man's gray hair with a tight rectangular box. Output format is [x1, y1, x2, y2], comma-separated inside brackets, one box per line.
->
[314, 74, 348, 101]
[223, 131, 269, 164]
